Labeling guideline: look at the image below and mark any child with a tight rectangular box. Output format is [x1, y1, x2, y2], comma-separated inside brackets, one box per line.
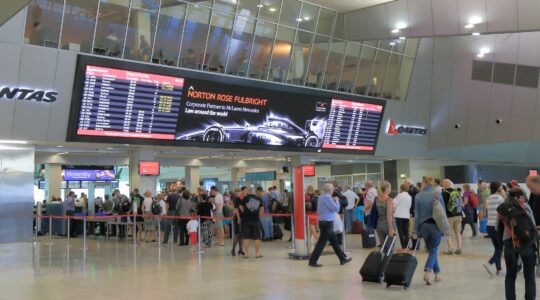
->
[186, 210, 199, 251]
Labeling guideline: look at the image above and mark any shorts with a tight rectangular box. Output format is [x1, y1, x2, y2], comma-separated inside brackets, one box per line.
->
[190, 232, 197, 246]
[308, 213, 317, 226]
[214, 212, 224, 228]
[448, 216, 462, 234]
[242, 221, 262, 240]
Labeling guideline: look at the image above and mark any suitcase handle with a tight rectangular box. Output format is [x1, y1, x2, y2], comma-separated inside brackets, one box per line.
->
[380, 235, 397, 256]
[407, 239, 418, 257]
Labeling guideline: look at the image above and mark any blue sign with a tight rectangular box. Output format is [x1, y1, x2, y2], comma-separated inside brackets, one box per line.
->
[63, 169, 116, 181]
[245, 171, 276, 181]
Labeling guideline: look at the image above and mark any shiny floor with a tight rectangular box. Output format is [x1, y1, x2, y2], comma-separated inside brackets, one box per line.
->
[0, 229, 528, 300]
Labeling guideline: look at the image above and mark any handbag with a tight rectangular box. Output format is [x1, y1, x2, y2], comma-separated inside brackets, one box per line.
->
[479, 218, 488, 234]
[333, 213, 344, 233]
[432, 198, 450, 233]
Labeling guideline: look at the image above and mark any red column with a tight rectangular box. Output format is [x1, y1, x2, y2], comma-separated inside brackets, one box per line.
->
[293, 166, 305, 240]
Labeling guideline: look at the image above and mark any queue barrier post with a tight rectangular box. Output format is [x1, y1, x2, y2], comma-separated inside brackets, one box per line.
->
[290, 214, 295, 250]
[67, 216, 71, 248]
[157, 215, 161, 248]
[82, 216, 88, 251]
[231, 216, 235, 244]
[47, 215, 53, 245]
[34, 216, 38, 243]
[197, 216, 203, 253]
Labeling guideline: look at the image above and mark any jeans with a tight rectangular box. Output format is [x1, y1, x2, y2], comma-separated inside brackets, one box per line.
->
[461, 207, 477, 236]
[261, 216, 273, 239]
[503, 240, 537, 300]
[420, 222, 442, 274]
[344, 209, 354, 233]
[487, 226, 502, 270]
[395, 218, 410, 249]
[309, 221, 347, 264]
[163, 210, 178, 243]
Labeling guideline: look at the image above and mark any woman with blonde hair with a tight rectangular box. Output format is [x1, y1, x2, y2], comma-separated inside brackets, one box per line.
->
[375, 180, 396, 252]
[142, 191, 156, 242]
[305, 185, 319, 242]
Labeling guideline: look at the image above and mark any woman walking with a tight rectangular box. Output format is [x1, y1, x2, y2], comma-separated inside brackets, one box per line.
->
[393, 183, 412, 252]
[375, 180, 396, 252]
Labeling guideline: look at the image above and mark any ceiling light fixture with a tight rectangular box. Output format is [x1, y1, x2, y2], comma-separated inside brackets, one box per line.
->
[303, 17, 310, 21]
[476, 53, 485, 58]
[464, 24, 474, 29]
[396, 22, 407, 29]
[391, 28, 400, 34]
[469, 16, 482, 25]
[269, 7, 276, 12]
[57, 145, 63, 148]
[0, 146, 24, 150]
[0, 140, 28, 144]
[257, 4, 263, 8]
[389, 42, 396, 46]
[398, 36, 406, 40]
[472, 32, 480, 36]
[296, 17, 302, 22]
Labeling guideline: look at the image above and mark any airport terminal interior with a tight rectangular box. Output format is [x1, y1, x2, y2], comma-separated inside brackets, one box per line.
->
[1, 0, 540, 299]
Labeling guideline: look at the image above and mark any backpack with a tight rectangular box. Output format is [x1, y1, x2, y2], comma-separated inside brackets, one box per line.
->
[497, 200, 537, 249]
[270, 199, 282, 213]
[151, 201, 162, 215]
[119, 196, 131, 214]
[444, 189, 463, 215]
[469, 193, 479, 209]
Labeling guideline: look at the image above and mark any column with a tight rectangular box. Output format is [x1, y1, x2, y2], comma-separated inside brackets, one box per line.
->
[231, 167, 239, 190]
[185, 166, 200, 192]
[45, 164, 62, 202]
[289, 155, 311, 257]
[129, 149, 156, 194]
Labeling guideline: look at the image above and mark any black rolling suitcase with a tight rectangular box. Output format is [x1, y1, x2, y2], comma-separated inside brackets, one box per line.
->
[362, 228, 377, 248]
[384, 241, 418, 289]
[360, 236, 396, 283]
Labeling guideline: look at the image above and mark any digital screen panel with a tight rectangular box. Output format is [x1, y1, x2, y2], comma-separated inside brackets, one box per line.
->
[139, 161, 160, 176]
[63, 169, 116, 181]
[69, 57, 386, 154]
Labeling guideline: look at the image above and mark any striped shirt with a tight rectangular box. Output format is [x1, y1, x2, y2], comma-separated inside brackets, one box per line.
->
[486, 194, 504, 226]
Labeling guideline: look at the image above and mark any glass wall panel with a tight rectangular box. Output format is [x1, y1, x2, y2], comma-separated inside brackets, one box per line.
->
[24, 0, 64, 48]
[298, 3, 318, 32]
[287, 30, 313, 85]
[93, 0, 130, 57]
[354, 43, 376, 95]
[306, 35, 329, 88]
[339, 42, 361, 93]
[316, 8, 335, 36]
[368, 50, 390, 97]
[394, 57, 414, 101]
[381, 53, 402, 99]
[226, 16, 256, 75]
[323, 39, 346, 90]
[213, 0, 238, 13]
[237, 0, 261, 18]
[378, 40, 393, 51]
[123, 0, 160, 62]
[259, 0, 281, 23]
[278, 0, 301, 27]
[179, 4, 211, 69]
[393, 38, 407, 54]
[269, 26, 295, 82]
[152, 0, 187, 66]
[248, 20, 276, 79]
[60, 0, 99, 53]
[205, 11, 235, 72]
[404, 38, 420, 57]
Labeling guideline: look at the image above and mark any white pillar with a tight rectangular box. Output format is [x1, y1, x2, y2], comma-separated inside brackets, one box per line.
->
[185, 166, 200, 192]
[129, 149, 156, 194]
[45, 164, 62, 202]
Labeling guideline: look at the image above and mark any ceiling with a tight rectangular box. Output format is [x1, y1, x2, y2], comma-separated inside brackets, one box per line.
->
[305, 0, 396, 12]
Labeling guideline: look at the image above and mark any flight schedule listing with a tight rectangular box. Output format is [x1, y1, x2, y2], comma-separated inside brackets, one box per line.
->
[77, 65, 184, 140]
[323, 99, 383, 151]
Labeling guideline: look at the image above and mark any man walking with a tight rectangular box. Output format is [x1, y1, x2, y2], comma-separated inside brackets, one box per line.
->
[308, 183, 352, 267]
[239, 187, 264, 258]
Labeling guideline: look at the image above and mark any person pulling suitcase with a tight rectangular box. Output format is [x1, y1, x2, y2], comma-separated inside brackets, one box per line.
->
[384, 240, 418, 289]
[360, 235, 396, 283]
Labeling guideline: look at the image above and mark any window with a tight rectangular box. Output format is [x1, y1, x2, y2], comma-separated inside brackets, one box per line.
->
[24, 0, 64, 48]
[287, 31, 313, 85]
[214, 0, 238, 13]
[322, 39, 346, 91]
[237, 0, 261, 18]
[123, 0, 160, 62]
[355, 43, 377, 95]
[205, 11, 234, 72]
[298, 3, 318, 32]
[179, 4, 211, 70]
[339, 43, 361, 93]
[306, 35, 329, 88]
[60, 0, 99, 53]
[152, 0, 187, 66]
[471, 60, 493, 82]
[515, 65, 540, 88]
[92, 0, 130, 57]
[368, 50, 391, 97]
[259, 0, 281, 23]
[493, 62, 515, 85]
[381, 53, 403, 99]
[226, 16, 256, 75]
[394, 57, 414, 101]
[268, 26, 295, 82]
[248, 20, 276, 79]
[278, 0, 301, 28]
[316, 8, 335, 36]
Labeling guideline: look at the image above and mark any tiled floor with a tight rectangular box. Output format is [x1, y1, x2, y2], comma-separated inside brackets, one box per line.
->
[0, 230, 530, 300]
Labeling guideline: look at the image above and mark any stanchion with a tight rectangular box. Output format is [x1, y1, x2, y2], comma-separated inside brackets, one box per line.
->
[157, 215, 161, 248]
[47, 215, 53, 245]
[231, 217, 235, 244]
[67, 216, 71, 248]
[197, 216, 204, 253]
[133, 215, 137, 248]
[82, 216, 88, 251]
[34, 216, 38, 243]
[290, 214, 295, 250]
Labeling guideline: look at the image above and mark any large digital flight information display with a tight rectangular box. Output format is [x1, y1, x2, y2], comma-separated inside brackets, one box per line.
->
[68, 56, 386, 154]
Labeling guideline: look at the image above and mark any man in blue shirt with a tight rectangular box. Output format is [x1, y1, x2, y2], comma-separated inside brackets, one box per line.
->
[308, 183, 352, 267]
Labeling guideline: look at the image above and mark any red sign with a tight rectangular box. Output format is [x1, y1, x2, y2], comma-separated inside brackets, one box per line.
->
[529, 170, 538, 176]
[139, 161, 160, 176]
[387, 119, 399, 135]
[303, 165, 315, 177]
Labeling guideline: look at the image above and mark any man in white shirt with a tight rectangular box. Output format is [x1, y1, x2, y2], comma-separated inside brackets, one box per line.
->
[362, 181, 378, 228]
[211, 186, 225, 246]
[342, 186, 359, 233]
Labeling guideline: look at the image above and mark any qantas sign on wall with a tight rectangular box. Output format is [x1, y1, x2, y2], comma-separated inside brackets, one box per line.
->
[386, 119, 428, 136]
[0, 86, 57, 103]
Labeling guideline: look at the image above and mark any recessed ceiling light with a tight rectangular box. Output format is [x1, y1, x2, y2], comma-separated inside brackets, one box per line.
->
[396, 22, 407, 29]
[389, 42, 396, 46]
[464, 24, 474, 29]
[398, 36, 406, 40]
[472, 32, 480, 36]
[257, 4, 263, 8]
[296, 18, 302, 22]
[57, 145, 63, 148]
[479, 47, 490, 54]
[391, 28, 400, 34]
[303, 17, 310, 21]
[269, 7, 276, 12]
[0, 140, 28, 144]
[477, 53, 485, 58]
[469, 16, 482, 25]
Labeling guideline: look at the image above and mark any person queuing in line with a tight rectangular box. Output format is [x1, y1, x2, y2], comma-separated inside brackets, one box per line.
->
[197, 194, 214, 249]
[231, 187, 247, 256]
[404, 178, 420, 251]
[413, 176, 445, 285]
[342, 185, 359, 234]
[441, 179, 463, 255]
[131, 188, 144, 241]
[239, 187, 265, 259]
[308, 183, 352, 268]
[186, 210, 199, 251]
[497, 188, 537, 300]
[163, 188, 180, 244]
[142, 191, 156, 243]
[393, 183, 412, 252]
[210, 186, 225, 247]
[64, 191, 77, 237]
[434, 178, 443, 194]
[375, 180, 396, 252]
[261, 188, 274, 241]
[362, 181, 378, 230]
[461, 184, 478, 238]
[177, 190, 193, 246]
[483, 181, 505, 277]
[305, 185, 319, 243]
[157, 193, 167, 239]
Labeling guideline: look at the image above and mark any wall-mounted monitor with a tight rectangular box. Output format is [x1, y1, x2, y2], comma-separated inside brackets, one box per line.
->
[63, 169, 116, 181]
[139, 161, 160, 176]
[68, 55, 386, 155]
[303, 165, 315, 177]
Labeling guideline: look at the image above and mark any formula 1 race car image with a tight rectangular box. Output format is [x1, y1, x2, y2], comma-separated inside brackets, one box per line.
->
[177, 115, 327, 148]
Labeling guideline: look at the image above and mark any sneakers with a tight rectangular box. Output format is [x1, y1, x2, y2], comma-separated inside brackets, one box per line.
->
[340, 257, 352, 265]
[443, 249, 454, 255]
[483, 263, 495, 277]
[454, 249, 462, 255]
[308, 262, 323, 268]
